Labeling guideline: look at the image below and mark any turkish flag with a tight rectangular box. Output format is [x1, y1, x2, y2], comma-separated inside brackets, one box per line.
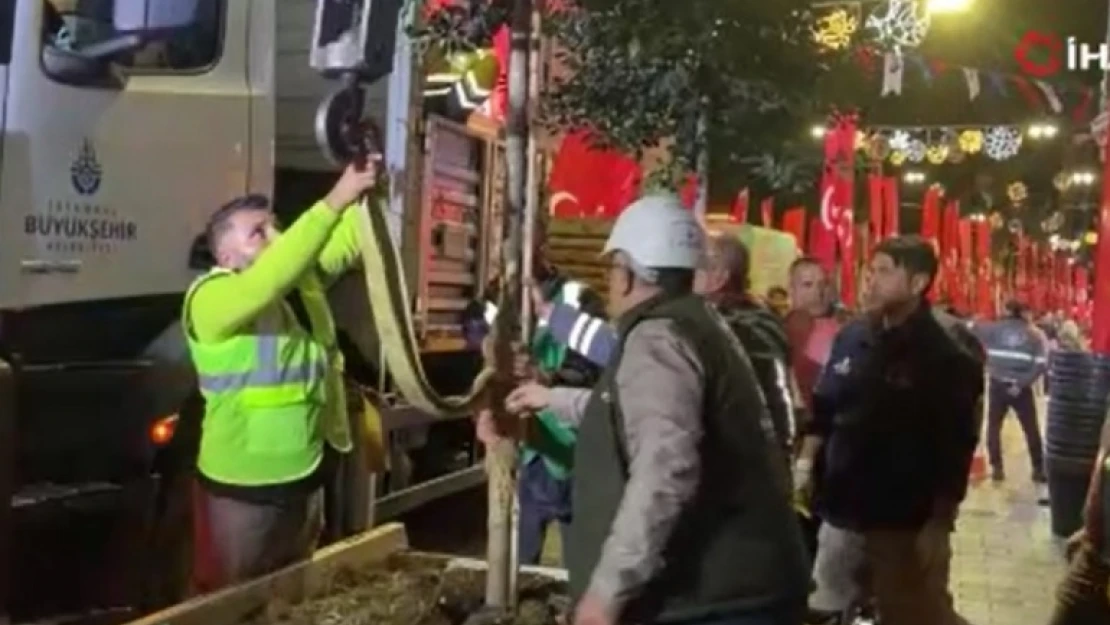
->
[547, 131, 641, 217]
[975, 219, 993, 318]
[883, 176, 900, 237]
[731, 189, 750, 223]
[782, 207, 806, 251]
[868, 173, 884, 245]
[761, 197, 774, 228]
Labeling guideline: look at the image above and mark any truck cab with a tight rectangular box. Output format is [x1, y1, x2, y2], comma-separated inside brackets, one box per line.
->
[1, 1, 503, 622]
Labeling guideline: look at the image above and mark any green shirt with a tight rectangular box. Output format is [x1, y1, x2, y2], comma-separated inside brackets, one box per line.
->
[520, 286, 581, 480]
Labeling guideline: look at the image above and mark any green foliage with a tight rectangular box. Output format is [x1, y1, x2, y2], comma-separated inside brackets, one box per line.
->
[543, 0, 836, 193]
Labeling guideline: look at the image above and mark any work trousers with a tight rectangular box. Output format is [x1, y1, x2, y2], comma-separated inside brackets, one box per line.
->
[809, 523, 867, 613]
[1048, 541, 1110, 625]
[518, 456, 572, 565]
[986, 380, 1044, 476]
[862, 523, 968, 625]
[652, 602, 805, 625]
[203, 488, 324, 588]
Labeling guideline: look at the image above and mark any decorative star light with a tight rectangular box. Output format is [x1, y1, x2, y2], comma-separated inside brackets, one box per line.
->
[889, 130, 912, 151]
[866, 0, 930, 52]
[1053, 171, 1070, 191]
[906, 138, 927, 162]
[984, 126, 1022, 161]
[1007, 181, 1028, 203]
[889, 150, 907, 166]
[814, 9, 858, 51]
[958, 130, 983, 154]
[925, 144, 949, 164]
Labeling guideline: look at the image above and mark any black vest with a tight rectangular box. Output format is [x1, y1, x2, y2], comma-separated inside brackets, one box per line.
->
[565, 294, 809, 623]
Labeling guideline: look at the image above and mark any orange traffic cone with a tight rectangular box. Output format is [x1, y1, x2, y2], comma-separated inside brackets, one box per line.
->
[969, 446, 988, 483]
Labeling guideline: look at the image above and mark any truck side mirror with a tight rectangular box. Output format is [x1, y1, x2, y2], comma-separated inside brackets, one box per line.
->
[113, 0, 203, 35]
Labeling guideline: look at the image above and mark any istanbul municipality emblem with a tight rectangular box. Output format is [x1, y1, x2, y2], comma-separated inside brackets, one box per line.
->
[71, 139, 102, 196]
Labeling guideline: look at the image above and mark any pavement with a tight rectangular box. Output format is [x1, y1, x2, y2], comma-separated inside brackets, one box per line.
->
[951, 417, 1067, 625]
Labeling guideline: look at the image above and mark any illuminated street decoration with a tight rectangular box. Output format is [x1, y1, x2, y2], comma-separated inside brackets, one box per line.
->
[866, 0, 931, 51]
[984, 126, 1023, 161]
[814, 9, 859, 50]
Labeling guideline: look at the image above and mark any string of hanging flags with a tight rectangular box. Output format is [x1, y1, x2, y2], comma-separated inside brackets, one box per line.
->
[856, 48, 1096, 122]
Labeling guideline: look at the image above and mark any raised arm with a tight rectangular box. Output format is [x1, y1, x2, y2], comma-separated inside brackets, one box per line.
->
[188, 164, 378, 342]
[189, 202, 344, 342]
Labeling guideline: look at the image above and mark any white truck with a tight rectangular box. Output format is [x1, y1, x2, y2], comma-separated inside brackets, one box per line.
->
[1, 1, 504, 622]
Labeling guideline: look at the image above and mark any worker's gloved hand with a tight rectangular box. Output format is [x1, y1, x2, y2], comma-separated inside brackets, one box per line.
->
[505, 382, 551, 415]
[324, 157, 382, 211]
[792, 458, 815, 502]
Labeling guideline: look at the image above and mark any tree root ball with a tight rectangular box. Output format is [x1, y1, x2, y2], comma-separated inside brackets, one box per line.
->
[247, 555, 567, 625]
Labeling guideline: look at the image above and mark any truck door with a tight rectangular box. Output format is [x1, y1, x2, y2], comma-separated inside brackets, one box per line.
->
[0, 0, 252, 310]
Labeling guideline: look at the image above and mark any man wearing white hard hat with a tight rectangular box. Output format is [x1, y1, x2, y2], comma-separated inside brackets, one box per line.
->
[505, 195, 809, 625]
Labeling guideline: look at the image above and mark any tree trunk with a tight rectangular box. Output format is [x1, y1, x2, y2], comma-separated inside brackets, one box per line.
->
[485, 0, 533, 611]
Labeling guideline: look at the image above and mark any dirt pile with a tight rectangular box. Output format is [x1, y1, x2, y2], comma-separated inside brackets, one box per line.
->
[248, 555, 567, 625]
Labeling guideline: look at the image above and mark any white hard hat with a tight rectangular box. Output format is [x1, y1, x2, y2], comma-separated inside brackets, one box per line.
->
[603, 195, 705, 269]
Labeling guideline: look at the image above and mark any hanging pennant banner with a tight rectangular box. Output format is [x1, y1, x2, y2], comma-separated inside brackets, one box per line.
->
[882, 52, 903, 96]
[986, 72, 1008, 96]
[962, 68, 980, 100]
[1012, 77, 1044, 110]
[1034, 80, 1063, 113]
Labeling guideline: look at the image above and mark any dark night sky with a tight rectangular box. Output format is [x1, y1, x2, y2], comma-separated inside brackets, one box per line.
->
[834, 0, 1110, 242]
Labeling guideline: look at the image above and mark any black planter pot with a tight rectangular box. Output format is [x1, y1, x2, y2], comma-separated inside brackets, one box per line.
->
[1044, 351, 1110, 538]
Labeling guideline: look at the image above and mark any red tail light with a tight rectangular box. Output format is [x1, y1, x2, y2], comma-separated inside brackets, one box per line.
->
[150, 414, 179, 446]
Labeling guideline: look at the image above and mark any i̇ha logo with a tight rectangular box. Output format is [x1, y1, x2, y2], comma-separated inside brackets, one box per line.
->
[70, 138, 102, 196]
[1015, 30, 1110, 77]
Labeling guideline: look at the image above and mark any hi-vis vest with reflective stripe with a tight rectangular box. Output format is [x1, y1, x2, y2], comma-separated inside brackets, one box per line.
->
[183, 268, 351, 487]
[424, 49, 498, 112]
[483, 279, 583, 327]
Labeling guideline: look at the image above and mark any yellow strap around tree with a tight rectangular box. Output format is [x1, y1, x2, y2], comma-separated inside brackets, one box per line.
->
[354, 195, 496, 418]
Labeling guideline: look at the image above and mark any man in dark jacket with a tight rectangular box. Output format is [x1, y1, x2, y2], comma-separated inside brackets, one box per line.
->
[974, 300, 1048, 483]
[798, 236, 983, 625]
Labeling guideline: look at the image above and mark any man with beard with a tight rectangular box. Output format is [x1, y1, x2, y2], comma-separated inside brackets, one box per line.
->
[798, 236, 982, 625]
[183, 162, 379, 586]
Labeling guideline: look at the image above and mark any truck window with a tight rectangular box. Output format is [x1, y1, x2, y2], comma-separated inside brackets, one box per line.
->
[0, 0, 12, 64]
[41, 0, 223, 75]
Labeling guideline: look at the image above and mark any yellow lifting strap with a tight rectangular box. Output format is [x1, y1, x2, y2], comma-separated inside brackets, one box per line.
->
[354, 194, 497, 418]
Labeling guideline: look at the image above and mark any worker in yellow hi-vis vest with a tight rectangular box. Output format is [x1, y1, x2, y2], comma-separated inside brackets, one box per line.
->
[183, 160, 380, 587]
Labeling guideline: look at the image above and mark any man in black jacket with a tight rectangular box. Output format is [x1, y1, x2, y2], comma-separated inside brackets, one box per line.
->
[799, 236, 983, 625]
